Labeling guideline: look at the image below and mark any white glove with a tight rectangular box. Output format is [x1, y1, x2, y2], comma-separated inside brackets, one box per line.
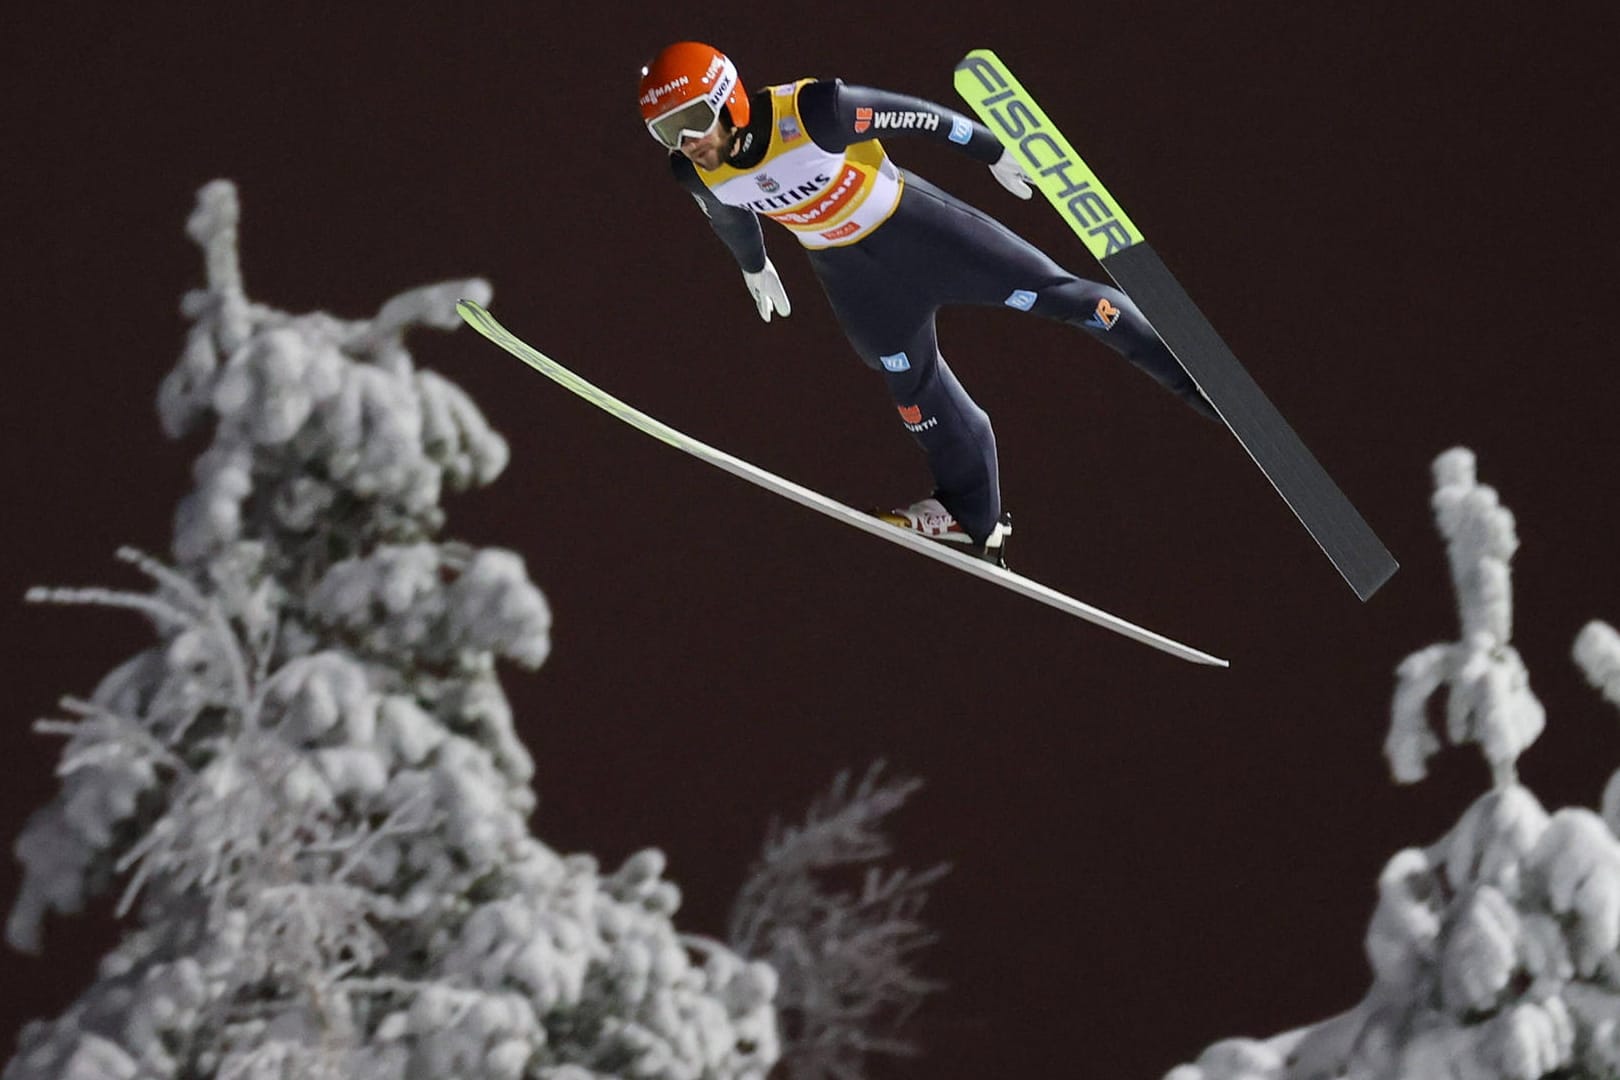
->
[742, 259, 791, 322]
[989, 147, 1033, 199]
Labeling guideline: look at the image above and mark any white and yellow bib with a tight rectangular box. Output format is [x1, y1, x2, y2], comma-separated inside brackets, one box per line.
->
[699, 79, 904, 249]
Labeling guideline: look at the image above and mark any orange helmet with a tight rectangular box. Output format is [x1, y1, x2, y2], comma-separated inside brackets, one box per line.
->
[638, 41, 750, 149]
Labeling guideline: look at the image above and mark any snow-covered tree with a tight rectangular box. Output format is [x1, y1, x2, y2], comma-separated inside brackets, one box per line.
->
[728, 762, 947, 1080]
[1168, 447, 1620, 1080]
[4, 180, 779, 1080]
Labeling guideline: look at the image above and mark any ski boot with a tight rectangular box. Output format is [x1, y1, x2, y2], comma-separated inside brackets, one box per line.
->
[876, 497, 1012, 569]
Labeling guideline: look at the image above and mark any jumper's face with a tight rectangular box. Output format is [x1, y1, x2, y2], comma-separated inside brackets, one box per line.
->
[678, 123, 734, 171]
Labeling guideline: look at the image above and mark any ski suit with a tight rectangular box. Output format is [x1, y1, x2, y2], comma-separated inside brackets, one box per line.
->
[671, 78, 1216, 543]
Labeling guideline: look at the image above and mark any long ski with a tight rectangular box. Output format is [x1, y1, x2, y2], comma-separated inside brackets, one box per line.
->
[456, 300, 1227, 667]
[954, 49, 1398, 601]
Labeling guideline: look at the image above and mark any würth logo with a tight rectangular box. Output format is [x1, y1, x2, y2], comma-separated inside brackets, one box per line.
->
[897, 404, 938, 432]
[869, 110, 940, 131]
[854, 107, 873, 133]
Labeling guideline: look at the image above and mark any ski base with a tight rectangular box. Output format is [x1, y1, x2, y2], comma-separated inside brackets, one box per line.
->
[1103, 242, 1398, 600]
[954, 48, 1397, 601]
[456, 300, 1227, 667]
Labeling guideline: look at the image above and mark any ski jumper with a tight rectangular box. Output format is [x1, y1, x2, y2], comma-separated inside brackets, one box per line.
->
[671, 78, 1216, 543]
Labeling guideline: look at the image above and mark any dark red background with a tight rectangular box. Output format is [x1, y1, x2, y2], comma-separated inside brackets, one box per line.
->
[4, 4, 1617, 1076]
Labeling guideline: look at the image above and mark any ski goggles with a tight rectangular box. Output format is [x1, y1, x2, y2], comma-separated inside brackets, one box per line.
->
[646, 97, 721, 150]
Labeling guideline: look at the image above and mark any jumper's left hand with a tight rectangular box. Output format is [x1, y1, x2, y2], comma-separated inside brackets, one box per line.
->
[742, 259, 792, 322]
[989, 148, 1033, 199]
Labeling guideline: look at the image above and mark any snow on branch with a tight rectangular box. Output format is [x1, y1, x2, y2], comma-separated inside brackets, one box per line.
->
[1577, 621, 1620, 712]
[9, 546, 264, 955]
[160, 185, 502, 570]
[1386, 447, 1545, 787]
[728, 762, 947, 1080]
[1576, 623, 1620, 836]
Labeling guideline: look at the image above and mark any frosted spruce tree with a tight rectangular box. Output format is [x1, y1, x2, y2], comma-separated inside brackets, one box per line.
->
[1168, 447, 1620, 1080]
[4, 180, 781, 1080]
[726, 762, 948, 1080]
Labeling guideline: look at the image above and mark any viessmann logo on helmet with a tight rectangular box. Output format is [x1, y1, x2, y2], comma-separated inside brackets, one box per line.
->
[639, 75, 690, 108]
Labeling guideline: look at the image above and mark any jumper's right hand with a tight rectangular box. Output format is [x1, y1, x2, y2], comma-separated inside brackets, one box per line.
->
[742, 259, 791, 322]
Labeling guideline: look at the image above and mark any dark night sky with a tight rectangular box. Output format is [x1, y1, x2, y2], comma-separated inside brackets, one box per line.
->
[4, 3, 1618, 1076]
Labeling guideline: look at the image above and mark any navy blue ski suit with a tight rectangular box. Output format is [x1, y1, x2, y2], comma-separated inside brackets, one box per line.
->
[671, 79, 1215, 543]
